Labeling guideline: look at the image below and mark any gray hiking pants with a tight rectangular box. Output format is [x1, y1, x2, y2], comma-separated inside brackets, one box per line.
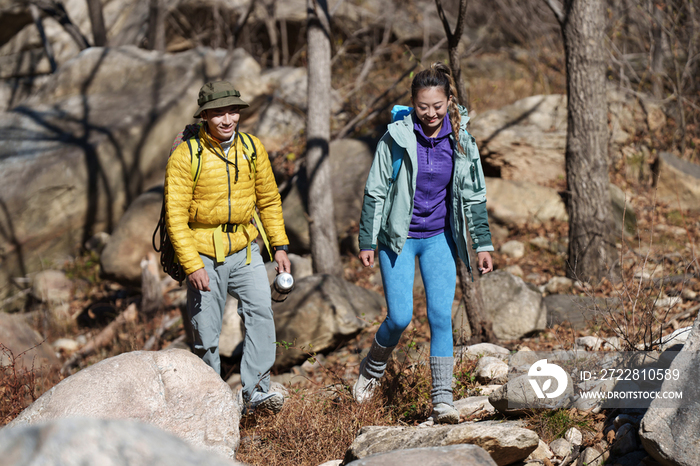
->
[186, 242, 275, 399]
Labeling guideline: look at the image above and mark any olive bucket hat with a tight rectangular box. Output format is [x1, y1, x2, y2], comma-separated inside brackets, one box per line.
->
[193, 81, 249, 118]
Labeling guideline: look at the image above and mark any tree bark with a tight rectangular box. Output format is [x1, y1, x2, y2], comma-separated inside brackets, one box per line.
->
[560, 0, 615, 282]
[86, 0, 107, 47]
[436, 0, 496, 343]
[306, 0, 342, 276]
[147, 0, 166, 51]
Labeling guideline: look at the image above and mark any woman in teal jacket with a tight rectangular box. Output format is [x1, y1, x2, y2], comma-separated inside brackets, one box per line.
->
[356, 63, 494, 424]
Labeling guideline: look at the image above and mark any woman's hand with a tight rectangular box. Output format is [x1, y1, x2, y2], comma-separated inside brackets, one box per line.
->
[359, 250, 375, 268]
[477, 251, 493, 274]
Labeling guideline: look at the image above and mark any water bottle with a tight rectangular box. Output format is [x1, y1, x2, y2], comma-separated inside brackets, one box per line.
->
[271, 272, 294, 302]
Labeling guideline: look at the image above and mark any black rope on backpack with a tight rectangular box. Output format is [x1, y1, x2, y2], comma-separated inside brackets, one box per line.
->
[152, 200, 186, 285]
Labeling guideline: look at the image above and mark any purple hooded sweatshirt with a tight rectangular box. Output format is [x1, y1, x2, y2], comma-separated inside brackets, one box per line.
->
[408, 114, 454, 238]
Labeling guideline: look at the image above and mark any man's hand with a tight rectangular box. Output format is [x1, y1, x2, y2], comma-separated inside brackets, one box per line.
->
[359, 250, 375, 268]
[477, 251, 493, 274]
[188, 268, 211, 291]
[274, 250, 291, 274]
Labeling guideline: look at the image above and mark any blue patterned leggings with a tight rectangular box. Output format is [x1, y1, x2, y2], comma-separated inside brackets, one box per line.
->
[375, 232, 457, 357]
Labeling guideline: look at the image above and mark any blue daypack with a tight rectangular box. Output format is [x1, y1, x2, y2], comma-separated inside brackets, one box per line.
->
[389, 105, 412, 184]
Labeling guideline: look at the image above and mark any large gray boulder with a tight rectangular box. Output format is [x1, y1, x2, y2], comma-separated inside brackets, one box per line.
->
[470, 90, 666, 185]
[639, 314, 700, 466]
[345, 444, 497, 466]
[344, 421, 539, 466]
[0, 417, 242, 466]
[272, 274, 384, 368]
[100, 189, 163, 283]
[282, 138, 374, 253]
[8, 349, 240, 460]
[0, 311, 59, 372]
[481, 271, 547, 340]
[485, 177, 567, 227]
[655, 151, 700, 211]
[0, 45, 263, 303]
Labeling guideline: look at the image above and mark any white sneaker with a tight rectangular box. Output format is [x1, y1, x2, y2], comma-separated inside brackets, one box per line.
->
[353, 373, 380, 403]
[432, 402, 459, 424]
[242, 390, 285, 415]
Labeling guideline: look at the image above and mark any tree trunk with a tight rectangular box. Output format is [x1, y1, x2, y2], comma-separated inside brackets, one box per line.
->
[561, 0, 615, 282]
[306, 0, 342, 276]
[86, 0, 107, 47]
[147, 0, 166, 51]
[436, 0, 496, 343]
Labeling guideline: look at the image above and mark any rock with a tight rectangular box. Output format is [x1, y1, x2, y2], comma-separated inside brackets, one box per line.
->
[454, 396, 495, 418]
[503, 265, 524, 277]
[472, 90, 665, 185]
[456, 343, 511, 360]
[344, 420, 539, 466]
[344, 444, 498, 466]
[51, 338, 79, 353]
[639, 313, 700, 466]
[0, 417, 242, 466]
[31, 270, 72, 304]
[549, 438, 572, 458]
[0, 46, 265, 303]
[489, 372, 574, 415]
[527, 440, 554, 461]
[475, 356, 509, 384]
[485, 177, 568, 227]
[544, 277, 573, 295]
[500, 240, 525, 259]
[317, 461, 343, 466]
[508, 348, 542, 368]
[544, 294, 620, 331]
[451, 299, 473, 344]
[654, 296, 683, 309]
[655, 151, 700, 211]
[480, 271, 547, 340]
[100, 189, 163, 283]
[254, 67, 307, 152]
[574, 336, 621, 351]
[272, 274, 384, 368]
[612, 423, 639, 456]
[0, 311, 59, 372]
[577, 446, 604, 466]
[613, 450, 649, 466]
[470, 94, 568, 185]
[565, 427, 583, 446]
[8, 349, 240, 460]
[282, 139, 374, 253]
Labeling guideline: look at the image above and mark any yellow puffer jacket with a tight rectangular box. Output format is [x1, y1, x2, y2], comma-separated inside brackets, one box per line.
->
[164, 126, 288, 275]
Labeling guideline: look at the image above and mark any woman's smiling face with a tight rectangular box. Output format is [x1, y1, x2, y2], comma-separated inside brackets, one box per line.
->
[412, 86, 450, 138]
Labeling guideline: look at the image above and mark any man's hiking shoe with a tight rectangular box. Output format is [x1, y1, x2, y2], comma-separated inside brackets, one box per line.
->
[353, 373, 380, 403]
[239, 390, 285, 415]
[431, 402, 460, 424]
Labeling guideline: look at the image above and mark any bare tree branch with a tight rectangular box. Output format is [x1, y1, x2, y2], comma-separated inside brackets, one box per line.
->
[542, 0, 565, 26]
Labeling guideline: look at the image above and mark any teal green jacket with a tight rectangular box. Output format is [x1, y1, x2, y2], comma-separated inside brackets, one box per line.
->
[358, 105, 493, 269]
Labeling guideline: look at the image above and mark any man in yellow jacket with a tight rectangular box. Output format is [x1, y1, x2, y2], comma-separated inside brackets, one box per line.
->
[165, 81, 291, 414]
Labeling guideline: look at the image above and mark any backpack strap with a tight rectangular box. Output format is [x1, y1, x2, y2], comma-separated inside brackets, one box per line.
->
[240, 132, 272, 261]
[187, 135, 204, 194]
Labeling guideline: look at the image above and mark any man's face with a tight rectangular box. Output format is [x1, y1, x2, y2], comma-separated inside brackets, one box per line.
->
[202, 105, 241, 141]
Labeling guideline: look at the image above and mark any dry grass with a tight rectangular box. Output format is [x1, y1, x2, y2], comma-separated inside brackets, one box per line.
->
[0, 343, 62, 426]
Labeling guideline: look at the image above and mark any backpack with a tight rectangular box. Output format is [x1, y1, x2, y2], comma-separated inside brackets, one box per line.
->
[152, 124, 271, 284]
[389, 105, 412, 184]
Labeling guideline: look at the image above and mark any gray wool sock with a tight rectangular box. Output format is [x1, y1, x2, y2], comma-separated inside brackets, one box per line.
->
[430, 356, 455, 406]
[360, 337, 396, 380]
